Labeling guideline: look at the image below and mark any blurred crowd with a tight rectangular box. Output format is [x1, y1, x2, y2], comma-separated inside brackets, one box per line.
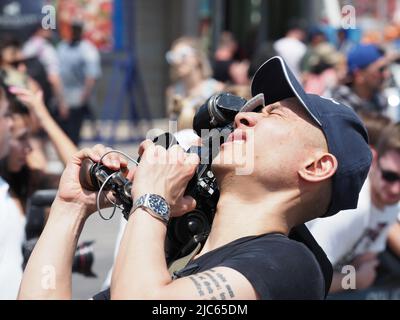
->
[3, 14, 400, 299]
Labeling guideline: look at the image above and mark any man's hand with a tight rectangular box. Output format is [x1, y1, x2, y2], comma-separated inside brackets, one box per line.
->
[56, 144, 128, 216]
[352, 252, 379, 290]
[9, 87, 48, 122]
[133, 139, 200, 217]
[18, 146, 129, 300]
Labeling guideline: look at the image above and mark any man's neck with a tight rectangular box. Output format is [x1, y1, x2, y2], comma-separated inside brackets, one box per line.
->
[370, 187, 386, 210]
[198, 187, 296, 257]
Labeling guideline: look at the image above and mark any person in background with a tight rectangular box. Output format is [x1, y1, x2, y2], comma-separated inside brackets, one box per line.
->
[213, 31, 249, 86]
[387, 217, 400, 258]
[57, 21, 101, 145]
[301, 27, 328, 77]
[303, 43, 345, 96]
[1, 86, 78, 212]
[0, 85, 77, 300]
[213, 31, 239, 83]
[308, 114, 400, 294]
[0, 37, 38, 93]
[23, 24, 68, 121]
[165, 37, 224, 131]
[329, 44, 390, 114]
[0, 86, 11, 160]
[273, 23, 307, 81]
[0, 83, 21, 300]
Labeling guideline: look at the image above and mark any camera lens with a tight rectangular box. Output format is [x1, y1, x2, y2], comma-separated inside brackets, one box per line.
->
[193, 93, 247, 136]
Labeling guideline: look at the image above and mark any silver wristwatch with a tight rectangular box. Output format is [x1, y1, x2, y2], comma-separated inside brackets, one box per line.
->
[130, 194, 170, 223]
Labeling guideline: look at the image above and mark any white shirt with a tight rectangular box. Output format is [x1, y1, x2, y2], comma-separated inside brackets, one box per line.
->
[307, 178, 400, 268]
[0, 177, 26, 299]
[23, 35, 60, 76]
[273, 37, 307, 81]
[57, 40, 101, 107]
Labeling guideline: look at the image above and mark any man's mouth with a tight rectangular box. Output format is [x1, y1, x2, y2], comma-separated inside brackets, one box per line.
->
[226, 130, 247, 144]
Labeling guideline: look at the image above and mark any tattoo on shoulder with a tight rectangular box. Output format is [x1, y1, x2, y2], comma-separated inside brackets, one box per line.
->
[189, 269, 236, 300]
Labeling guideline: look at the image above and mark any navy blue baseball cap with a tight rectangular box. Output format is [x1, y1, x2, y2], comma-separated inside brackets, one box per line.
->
[250, 56, 372, 217]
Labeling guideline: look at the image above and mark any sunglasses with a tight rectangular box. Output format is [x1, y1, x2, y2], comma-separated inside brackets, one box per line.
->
[9, 59, 27, 68]
[165, 47, 196, 64]
[377, 65, 388, 74]
[378, 162, 400, 183]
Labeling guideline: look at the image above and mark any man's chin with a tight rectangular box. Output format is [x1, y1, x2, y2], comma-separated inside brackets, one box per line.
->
[0, 148, 9, 161]
[382, 196, 400, 206]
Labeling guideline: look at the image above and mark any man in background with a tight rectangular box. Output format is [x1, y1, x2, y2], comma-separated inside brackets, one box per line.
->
[57, 21, 101, 145]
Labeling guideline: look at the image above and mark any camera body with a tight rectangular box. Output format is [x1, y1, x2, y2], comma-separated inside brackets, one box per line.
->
[79, 93, 254, 264]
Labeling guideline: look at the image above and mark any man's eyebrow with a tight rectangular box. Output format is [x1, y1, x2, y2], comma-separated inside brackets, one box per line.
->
[254, 103, 285, 114]
[266, 103, 287, 114]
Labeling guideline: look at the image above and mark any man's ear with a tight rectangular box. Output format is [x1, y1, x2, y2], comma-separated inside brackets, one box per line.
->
[353, 69, 364, 84]
[298, 153, 338, 183]
[370, 147, 378, 166]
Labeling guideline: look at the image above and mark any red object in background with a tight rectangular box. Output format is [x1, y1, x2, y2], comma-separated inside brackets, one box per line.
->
[57, 0, 113, 51]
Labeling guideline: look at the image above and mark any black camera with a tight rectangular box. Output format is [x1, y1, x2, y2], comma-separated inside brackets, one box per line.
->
[79, 93, 264, 264]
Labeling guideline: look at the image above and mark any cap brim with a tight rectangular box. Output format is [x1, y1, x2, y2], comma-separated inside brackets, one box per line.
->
[250, 56, 322, 126]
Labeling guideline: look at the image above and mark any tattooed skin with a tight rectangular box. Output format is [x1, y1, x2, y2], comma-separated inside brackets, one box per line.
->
[189, 269, 236, 300]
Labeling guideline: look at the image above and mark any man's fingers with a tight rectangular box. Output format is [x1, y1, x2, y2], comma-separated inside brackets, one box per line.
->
[167, 144, 185, 164]
[176, 196, 197, 215]
[185, 153, 200, 168]
[126, 166, 137, 181]
[138, 139, 154, 157]
[74, 145, 129, 171]
[9, 86, 30, 96]
[74, 148, 101, 163]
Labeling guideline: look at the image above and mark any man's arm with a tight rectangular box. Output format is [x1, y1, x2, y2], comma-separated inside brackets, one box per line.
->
[18, 200, 86, 299]
[80, 43, 101, 105]
[388, 222, 400, 257]
[18, 145, 128, 299]
[48, 74, 69, 119]
[80, 77, 96, 105]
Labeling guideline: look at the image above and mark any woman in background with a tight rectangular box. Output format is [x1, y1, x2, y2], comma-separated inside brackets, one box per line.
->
[0, 86, 78, 213]
[166, 37, 224, 131]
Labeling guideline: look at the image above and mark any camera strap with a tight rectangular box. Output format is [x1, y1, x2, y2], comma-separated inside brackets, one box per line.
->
[168, 242, 202, 277]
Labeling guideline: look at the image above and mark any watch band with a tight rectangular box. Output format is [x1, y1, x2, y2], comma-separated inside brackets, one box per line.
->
[130, 194, 170, 223]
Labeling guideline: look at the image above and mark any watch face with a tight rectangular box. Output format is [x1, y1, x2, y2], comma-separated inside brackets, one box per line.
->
[149, 195, 169, 218]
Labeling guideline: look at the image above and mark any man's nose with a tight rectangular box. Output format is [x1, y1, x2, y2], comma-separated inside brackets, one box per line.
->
[382, 68, 391, 80]
[389, 181, 400, 195]
[25, 141, 32, 154]
[234, 112, 257, 129]
[7, 116, 13, 130]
